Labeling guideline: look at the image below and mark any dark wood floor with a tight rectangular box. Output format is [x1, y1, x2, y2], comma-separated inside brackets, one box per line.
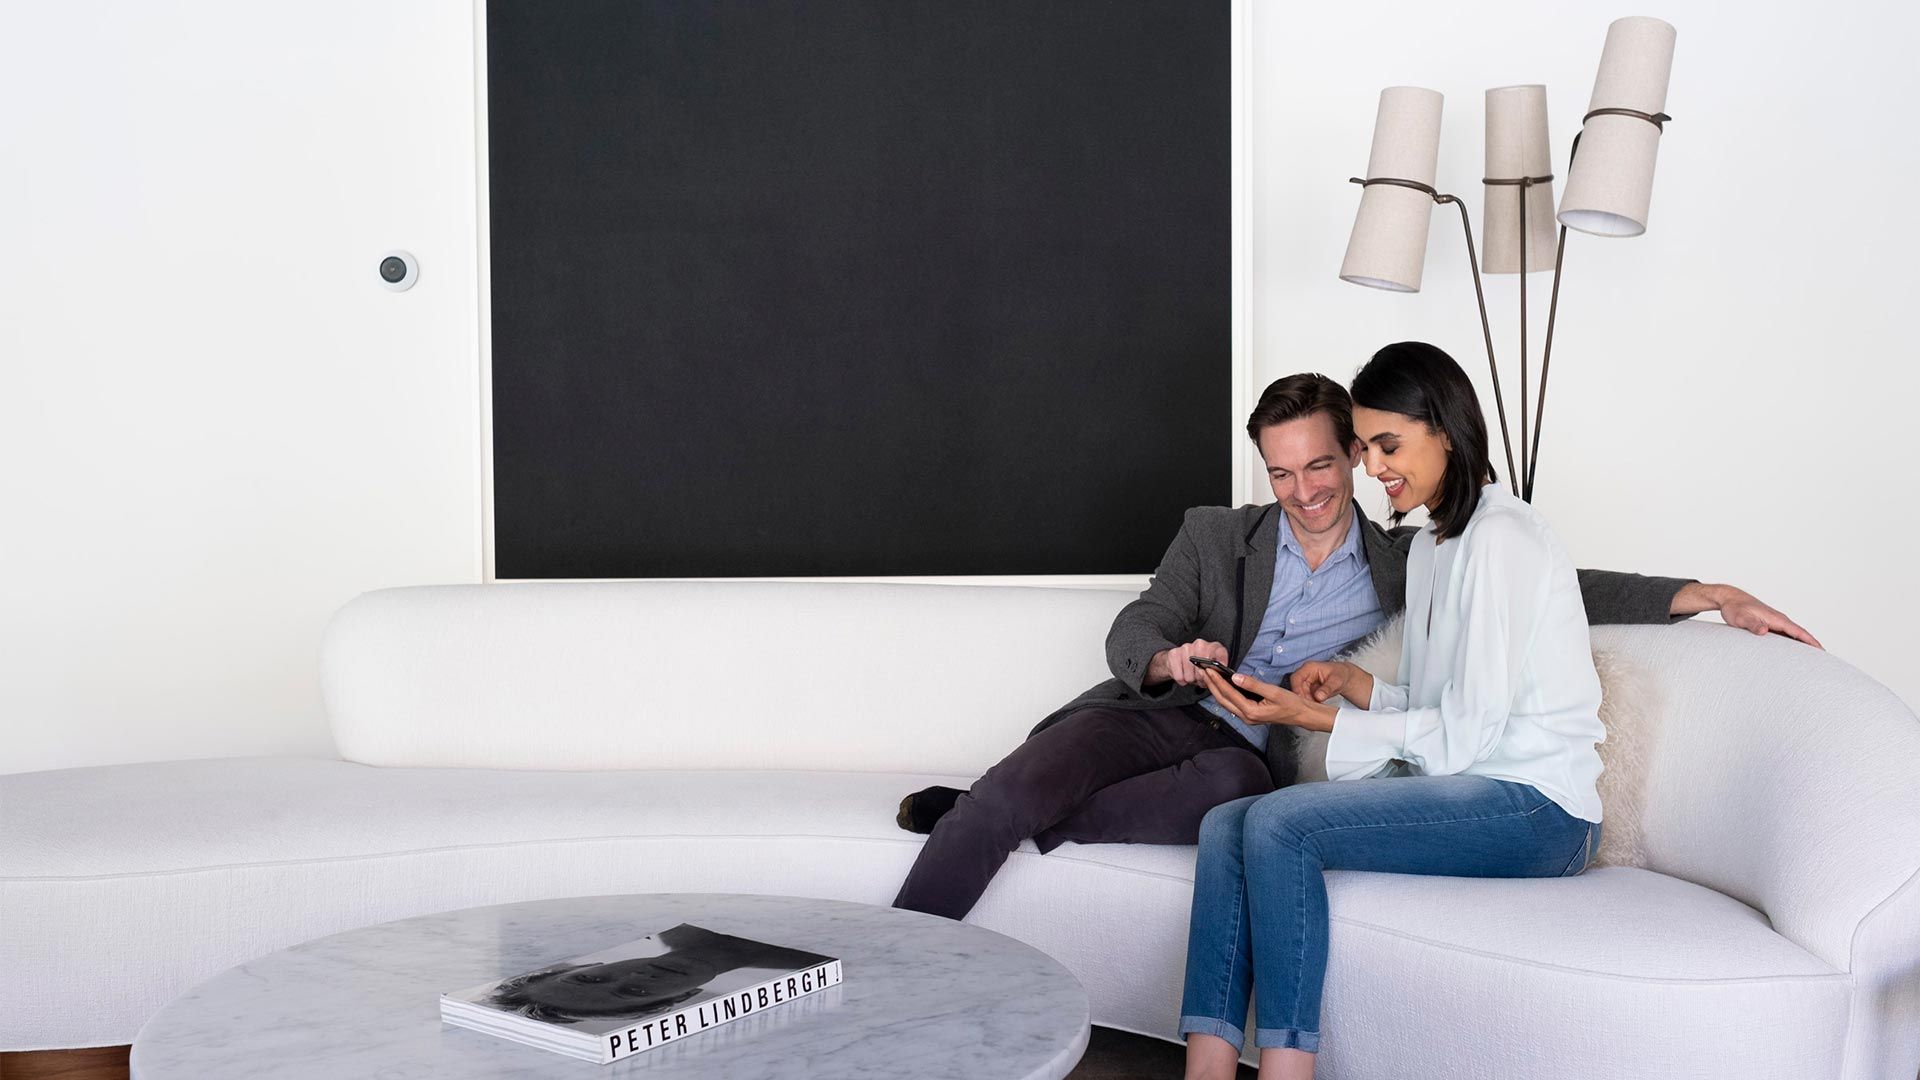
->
[0, 1046, 129, 1080]
[1, 1029, 1250, 1079]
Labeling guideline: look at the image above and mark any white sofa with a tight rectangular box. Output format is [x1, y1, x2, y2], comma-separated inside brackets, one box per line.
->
[3, 581, 1917, 1079]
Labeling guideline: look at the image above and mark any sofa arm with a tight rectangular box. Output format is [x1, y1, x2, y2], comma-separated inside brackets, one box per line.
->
[1592, 623, 1920, 1080]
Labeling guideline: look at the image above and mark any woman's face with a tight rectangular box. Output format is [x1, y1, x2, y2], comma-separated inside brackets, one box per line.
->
[1351, 405, 1451, 516]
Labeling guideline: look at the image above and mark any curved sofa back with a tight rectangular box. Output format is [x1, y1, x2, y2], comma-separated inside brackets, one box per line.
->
[322, 581, 1135, 777]
[323, 584, 1920, 1017]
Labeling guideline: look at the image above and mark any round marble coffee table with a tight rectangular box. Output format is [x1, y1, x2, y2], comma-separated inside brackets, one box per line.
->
[131, 893, 1090, 1079]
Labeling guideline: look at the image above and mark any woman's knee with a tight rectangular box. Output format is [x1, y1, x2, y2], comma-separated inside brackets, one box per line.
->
[1198, 795, 1261, 849]
[1242, 784, 1340, 853]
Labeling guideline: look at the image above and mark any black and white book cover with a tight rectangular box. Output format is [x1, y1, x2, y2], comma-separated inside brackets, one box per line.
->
[441, 923, 843, 1064]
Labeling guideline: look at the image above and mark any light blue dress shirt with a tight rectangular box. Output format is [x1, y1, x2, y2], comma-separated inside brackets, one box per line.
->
[1199, 509, 1385, 750]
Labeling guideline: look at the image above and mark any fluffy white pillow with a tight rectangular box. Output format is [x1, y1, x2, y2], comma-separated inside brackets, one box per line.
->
[1290, 614, 1652, 868]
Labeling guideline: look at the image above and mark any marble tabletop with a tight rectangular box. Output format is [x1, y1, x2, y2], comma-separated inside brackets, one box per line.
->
[130, 892, 1090, 1080]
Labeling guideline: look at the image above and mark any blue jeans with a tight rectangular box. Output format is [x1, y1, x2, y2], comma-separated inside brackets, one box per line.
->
[1178, 775, 1599, 1053]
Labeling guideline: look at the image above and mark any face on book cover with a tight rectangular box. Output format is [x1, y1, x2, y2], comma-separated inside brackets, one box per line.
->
[494, 954, 722, 1020]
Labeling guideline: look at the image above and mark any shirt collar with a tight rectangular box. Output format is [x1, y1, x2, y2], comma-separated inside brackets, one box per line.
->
[1276, 505, 1364, 566]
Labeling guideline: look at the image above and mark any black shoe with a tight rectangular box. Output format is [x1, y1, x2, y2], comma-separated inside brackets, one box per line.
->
[896, 785, 965, 833]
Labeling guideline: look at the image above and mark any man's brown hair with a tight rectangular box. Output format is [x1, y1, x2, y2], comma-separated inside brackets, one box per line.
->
[1244, 373, 1357, 449]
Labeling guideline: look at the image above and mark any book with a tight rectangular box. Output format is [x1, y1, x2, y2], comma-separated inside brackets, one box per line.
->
[440, 923, 843, 1064]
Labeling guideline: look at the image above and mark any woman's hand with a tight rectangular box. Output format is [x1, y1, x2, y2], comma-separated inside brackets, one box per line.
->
[1290, 661, 1374, 709]
[1197, 667, 1337, 733]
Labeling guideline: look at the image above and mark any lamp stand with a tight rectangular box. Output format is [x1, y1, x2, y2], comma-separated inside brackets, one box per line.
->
[1522, 107, 1669, 501]
[1529, 220, 1571, 503]
[1482, 172, 1558, 501]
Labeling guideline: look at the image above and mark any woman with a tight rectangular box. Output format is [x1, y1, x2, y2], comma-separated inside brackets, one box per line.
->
[1179, 341, 1604, 1080]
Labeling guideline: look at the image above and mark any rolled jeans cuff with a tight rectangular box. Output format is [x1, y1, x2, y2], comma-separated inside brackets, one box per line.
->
[1177, 1015, 1246, 1052]
[1255, 1026, 1320, 1053]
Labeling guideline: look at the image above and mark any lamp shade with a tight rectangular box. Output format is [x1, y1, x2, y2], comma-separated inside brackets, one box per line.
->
[1558, 16, 1677, 237]
[1482, 85, 1558, 274]
[1340, 86, 1444, 292]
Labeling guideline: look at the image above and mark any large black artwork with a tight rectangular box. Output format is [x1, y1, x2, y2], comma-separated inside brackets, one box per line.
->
[489, 1, 1230, 577]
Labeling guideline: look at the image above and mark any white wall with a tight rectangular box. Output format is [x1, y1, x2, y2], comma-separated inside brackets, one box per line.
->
[1248, 0, 1920, 709]
[0, 0, 483, 773]
[4, 0, 1913, 775]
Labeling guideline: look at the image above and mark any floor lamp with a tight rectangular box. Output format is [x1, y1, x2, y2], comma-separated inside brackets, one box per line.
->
[1338, 16, 1677, 502]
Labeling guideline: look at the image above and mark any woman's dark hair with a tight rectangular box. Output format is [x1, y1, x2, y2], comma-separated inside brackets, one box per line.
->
[1349, 341, 1494, 542]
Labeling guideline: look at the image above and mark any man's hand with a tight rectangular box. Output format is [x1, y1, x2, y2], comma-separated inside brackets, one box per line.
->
[1291, 660, 1374, 708]
[1147, 640, 1231, 687]
[1671, 582, 1823, 649]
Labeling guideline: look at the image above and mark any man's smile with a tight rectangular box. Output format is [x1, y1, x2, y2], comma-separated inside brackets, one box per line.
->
[1293, 496, 1338, 525]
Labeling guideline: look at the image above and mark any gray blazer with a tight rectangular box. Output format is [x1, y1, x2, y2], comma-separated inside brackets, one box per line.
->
[1032, 500, 1693, 786]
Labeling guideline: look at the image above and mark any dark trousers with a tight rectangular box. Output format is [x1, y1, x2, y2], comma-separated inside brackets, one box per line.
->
[891, 705, 1276, 920]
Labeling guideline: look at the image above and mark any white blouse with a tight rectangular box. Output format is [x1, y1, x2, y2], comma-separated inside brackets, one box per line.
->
[1325, 483, 1605, 823]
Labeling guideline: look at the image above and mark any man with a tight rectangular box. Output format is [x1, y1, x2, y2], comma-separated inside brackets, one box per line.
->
[891, 373, 1818, 920]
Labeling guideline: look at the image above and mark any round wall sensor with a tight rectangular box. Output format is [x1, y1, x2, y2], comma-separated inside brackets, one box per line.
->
[379, 250, 419, 292]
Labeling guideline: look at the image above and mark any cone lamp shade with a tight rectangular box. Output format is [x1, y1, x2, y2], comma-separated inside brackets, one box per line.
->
[1558, 16, 1677, 237]
[1482, 85, 1558, 274]
[1340, 86, 1444, 292]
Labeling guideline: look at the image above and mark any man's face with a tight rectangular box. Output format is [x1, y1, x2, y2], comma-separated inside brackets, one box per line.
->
[520, 954, 721, 1018]
[1256, 412, 1360, 541]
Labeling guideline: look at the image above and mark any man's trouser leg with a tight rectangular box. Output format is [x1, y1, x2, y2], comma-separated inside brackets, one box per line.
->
[890, 705, 1271, 920]
[1032, 744, 1273, 851]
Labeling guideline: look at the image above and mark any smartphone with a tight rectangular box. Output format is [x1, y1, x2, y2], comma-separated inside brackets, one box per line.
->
[1188, 657, 1264, 701]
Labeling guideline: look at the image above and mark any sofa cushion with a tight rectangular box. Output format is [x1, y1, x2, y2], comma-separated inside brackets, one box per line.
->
[1311, 867, 1849, 1078]
[2, 754, 1848, 1075]
[0, 756, 949, 877]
